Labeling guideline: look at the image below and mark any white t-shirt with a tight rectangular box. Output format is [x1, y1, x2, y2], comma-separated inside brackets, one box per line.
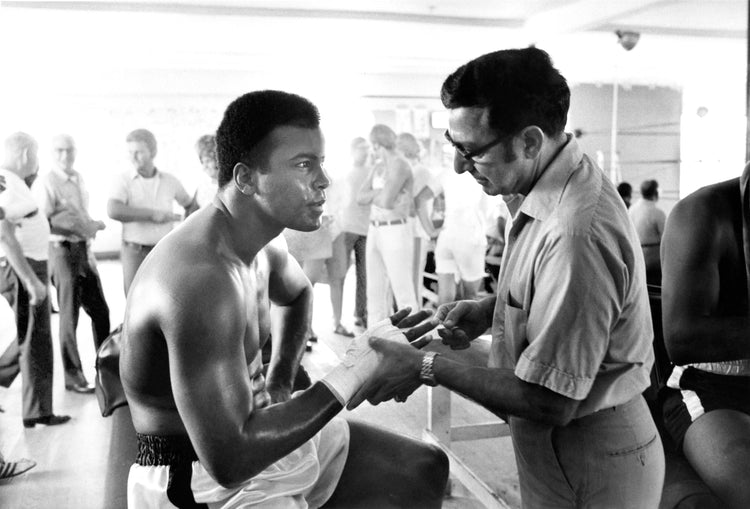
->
[435, 168, 494, 244]
[109, 169, 192, 245]
[0, 169, 50, 261]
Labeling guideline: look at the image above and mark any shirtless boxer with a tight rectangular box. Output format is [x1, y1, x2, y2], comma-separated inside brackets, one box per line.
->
[661, 165, 750, 508]
[119, 90, 448, 509]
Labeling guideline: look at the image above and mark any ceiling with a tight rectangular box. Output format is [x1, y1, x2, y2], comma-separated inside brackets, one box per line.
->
[0, 0, 747, 96]
[3, 0, 746, 38]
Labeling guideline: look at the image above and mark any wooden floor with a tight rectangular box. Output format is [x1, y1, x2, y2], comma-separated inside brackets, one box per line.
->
[0, 259, 519, 509]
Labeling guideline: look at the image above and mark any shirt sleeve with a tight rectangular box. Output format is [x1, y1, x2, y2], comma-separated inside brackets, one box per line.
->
[0, 173, 38, 221]
[109, 173, 129, 203]
[515, 232, 626, 400]
[31, 175, 55, 218]
[168, 174, 193, 207]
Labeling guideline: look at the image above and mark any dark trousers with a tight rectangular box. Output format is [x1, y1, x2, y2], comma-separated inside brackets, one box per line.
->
[0, 258, 54, 420]
[121, 241, 154, 296]
[49, 241, 111, 385]
[344, 233, 367, 322]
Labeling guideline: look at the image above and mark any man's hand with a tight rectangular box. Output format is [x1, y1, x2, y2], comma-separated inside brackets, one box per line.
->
[347, 337, 424, 409]
[24, 276, 47, 306]
[151, 210, 181, 223]
[344, 308, 439, 409]
[265, 382, 292, 404]
[321, 311, 434, 407]
[389, 307, 438, 345]
[435, 300, 491, 350]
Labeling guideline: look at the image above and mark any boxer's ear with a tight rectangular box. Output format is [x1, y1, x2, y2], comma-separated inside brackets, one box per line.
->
[233, 161, 258, 196]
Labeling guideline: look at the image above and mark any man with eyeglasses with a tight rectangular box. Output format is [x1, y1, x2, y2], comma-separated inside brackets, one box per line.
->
[349, 47, 665, 508]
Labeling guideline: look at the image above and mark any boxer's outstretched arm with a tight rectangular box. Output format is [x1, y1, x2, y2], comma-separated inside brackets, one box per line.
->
[161, 269, 341, 489]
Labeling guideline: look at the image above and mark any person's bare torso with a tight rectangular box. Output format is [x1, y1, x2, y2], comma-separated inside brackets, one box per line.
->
[708, 180, 748, 315]
[120, 205, 273, 436]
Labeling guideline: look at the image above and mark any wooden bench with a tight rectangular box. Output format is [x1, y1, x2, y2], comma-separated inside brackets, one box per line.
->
[422, 336, 513, 509]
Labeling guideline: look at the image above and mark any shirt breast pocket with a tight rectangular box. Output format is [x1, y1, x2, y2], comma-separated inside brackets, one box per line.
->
[504, 292, 529, 349]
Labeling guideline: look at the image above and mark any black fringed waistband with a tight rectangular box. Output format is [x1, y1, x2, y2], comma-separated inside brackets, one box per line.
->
[136, 433, 199, 466]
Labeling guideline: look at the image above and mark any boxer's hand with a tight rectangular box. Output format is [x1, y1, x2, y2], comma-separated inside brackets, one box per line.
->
[320, 319, 410, 406]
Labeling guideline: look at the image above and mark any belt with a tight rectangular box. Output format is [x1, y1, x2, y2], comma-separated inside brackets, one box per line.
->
[640, 242, 660, 248]
[123, 240, 155, 251]
[370, 218, 407, 227]
[135, 434, 198, 466]
[51, 240, 87, 248]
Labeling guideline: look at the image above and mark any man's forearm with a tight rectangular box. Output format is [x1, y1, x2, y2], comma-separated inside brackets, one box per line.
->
[431, 354, 578, 426]
[107, 201, 158, 223]
[267, 286, 313, 392]
[204, 382, 342, 488]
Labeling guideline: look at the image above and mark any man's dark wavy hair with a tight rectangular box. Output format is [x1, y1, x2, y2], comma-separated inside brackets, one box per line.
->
[216, 90, 320, 188]
[440, 47, 570, 138]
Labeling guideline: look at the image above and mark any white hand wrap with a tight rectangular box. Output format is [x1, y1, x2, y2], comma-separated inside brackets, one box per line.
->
[321, 319, 409, 405]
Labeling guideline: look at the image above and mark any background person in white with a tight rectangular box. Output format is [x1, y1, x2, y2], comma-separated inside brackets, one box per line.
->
[339, 137, 372, 328]
[434, 161, 494, 305]
[107, 129, 196, 295]
[629, 179, 666, 286]
[396, 132, 440, 303]
[357, 124, 417, 324]
[0, 132, 70, 428]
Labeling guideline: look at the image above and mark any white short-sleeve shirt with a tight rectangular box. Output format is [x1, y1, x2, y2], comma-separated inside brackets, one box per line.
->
[109, 169, 192, 246]
[0, 169, 50, 261]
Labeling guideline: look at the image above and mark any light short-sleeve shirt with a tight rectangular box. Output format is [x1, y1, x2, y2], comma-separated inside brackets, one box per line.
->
[491, 136, 653, 419]
[369, 161, 413, 222]
[411, 162, 439, 240]
[109, 169, 192, 246]
[0, 169, 50, 261]
[34, 167, 92, 243]
[338, 164, 371, 237]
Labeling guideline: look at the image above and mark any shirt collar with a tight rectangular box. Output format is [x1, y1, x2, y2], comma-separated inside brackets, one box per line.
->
[52, 167, 80, 183]
[513, 134, 582, 222]
[131, 167, 159, 180]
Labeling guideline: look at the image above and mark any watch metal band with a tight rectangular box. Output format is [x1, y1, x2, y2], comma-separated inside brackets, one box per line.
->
[420, 351, 439, 386]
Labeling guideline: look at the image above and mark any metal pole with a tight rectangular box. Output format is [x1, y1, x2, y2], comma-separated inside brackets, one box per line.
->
[610, 72, 620, 182]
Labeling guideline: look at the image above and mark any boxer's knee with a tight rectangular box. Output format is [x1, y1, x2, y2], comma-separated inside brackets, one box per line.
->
[410, 442, 449, 503]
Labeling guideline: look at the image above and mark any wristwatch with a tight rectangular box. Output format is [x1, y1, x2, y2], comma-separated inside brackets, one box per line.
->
[419, 352, 440, 386]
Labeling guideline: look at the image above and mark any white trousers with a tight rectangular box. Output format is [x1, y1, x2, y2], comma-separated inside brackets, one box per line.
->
[365, 222, 418, 324]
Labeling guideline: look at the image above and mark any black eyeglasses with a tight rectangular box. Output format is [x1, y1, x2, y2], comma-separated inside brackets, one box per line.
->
[444, 130, 506, 164]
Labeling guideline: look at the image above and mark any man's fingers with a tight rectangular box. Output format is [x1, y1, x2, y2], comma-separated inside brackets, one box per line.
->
[395, 308, 433, 329]
[409, 334, 433, 349]
[347, 382, 372, 410]
[403, 318, 439, 343]
[389, 308, 411, 325]
[434, 303, 453, 322]
[437, 327, 471, 350]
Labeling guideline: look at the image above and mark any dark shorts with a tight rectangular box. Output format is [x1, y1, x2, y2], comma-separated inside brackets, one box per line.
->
[662, 366, 750, 449]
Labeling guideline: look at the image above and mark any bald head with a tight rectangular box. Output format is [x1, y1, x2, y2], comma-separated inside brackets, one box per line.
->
[3, 132, 39, 179]
[51, 134, 77, 173]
